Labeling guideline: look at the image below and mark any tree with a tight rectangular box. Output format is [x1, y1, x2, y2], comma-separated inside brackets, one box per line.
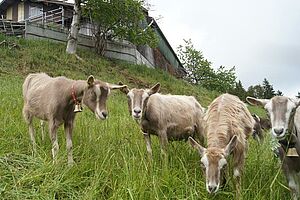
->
[177, 39, 213, 85]
[230, 80, 247, 101]
[82, 0, 158, 55]
[275, 90, 283, 96]
[212, 66, 236, 93]
[262, 78, 275, 99]
[177, 39, 236, 93]
[66, 0, 82, 55]
[247, 84, 264, 98]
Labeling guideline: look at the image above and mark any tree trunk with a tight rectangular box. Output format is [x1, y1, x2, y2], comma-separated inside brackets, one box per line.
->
[66, 0, 81, 54]
[94, 28, 106, 56]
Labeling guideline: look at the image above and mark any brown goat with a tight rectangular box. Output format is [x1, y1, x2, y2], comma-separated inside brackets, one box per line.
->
[189, 93, 254, 197]
[119, 82, 205, 156]
[252, 114, 272, 143]
[22, 73, 126, 165]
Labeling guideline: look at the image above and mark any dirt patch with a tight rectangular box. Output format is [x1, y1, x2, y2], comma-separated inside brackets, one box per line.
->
[118, 69, 150, 88]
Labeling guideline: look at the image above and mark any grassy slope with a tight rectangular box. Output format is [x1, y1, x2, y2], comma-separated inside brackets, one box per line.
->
[0, 34, 290, 199]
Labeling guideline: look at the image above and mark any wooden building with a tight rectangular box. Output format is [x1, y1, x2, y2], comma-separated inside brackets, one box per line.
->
[0, 0, 186, 77]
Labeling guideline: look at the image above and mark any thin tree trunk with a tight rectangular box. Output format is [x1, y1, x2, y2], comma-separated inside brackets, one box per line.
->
[66, 0, 81, 54]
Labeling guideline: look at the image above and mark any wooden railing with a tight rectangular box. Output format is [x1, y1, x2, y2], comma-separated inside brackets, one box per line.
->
[27, 7, 67, 29]
[0, 16, 25, 36]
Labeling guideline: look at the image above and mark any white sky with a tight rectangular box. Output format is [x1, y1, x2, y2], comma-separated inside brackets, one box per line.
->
[148, 0, 300, 97]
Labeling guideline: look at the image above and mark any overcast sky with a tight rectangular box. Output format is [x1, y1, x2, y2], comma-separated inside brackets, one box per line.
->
[148, 0, 300, 97]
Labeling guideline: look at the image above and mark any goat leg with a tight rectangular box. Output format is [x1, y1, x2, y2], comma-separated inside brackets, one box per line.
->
[65, 121, 75, 166]
[23, 107, 36, 154]
[49, 120, 59, 164]
[143, 132, 152, 158]
[40, 120, 45, 142]
[28, 121, 36, 154]
[158, 131, 168, 157]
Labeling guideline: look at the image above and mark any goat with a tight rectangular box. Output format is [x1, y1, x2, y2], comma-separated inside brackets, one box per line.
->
[119, 82, 205, 156]
[246, 96, 300, 200]
[252, 114, 271, 143]
[22, 73, 126, 165]
[189, 93, 254, 196]
[252, 114, 264, 142]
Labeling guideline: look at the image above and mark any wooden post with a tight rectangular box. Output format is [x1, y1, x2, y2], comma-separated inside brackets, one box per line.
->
[10, 21, 14, 35]
[42, 12, 44, 27]
[61, 6, 65, 30]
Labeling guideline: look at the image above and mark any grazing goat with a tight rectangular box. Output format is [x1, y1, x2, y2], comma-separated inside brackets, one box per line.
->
[252, 114, 271, 143]
[22, 73, 126, 165]
[189, 93, 254, 196]
[247, 96, 300, 200]
[119, 82, 205, 156]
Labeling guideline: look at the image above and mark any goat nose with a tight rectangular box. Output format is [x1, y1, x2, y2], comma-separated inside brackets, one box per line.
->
[134, 108, 141, 114]
[208, 185, 217, 193]
[102, 111, 108, 118]
[274, 128, 284, 135]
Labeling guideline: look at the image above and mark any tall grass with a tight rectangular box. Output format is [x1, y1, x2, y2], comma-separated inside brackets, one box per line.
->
[0, 34, 291, 199]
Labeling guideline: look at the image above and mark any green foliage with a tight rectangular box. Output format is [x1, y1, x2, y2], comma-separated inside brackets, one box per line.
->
[0, 34, 290, 199]
[246, 78, 277, 99]
[275, 90, 283, 96]
[262, 78, 275, 99]
[82, 0, 158, 54]
[212, 66, 236, 93]
[177, 39, 213, 85]
[177, 39, 236, 93]
[247, 84, 264, 99]
[230, 80, 247, 101]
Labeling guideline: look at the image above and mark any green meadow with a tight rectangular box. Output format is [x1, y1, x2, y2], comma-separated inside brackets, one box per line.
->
[0, 34, 290, 199]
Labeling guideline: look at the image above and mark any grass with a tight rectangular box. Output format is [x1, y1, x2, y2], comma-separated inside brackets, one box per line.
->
[0, 34, 291, 199]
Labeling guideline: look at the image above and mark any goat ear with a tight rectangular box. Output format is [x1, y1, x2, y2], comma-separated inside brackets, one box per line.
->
[117, 82, 130, 94]
[148, 82, 160, 95]
[246, 97, 269, 107]
[188, 136, 206, 156]
[252, 114, 260, 122]
[87, 75, 95, 86]
[224, 135, 237, 157]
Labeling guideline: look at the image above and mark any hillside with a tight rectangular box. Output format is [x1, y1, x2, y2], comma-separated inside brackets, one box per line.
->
[0, 34, 288, 199]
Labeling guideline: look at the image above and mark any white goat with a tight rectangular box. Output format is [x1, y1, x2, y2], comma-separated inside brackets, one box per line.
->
[22, 73, 126, 165]
[189, 93, 254, 197]
[119, 82, 205, 156]
[247, 96, 300, 200]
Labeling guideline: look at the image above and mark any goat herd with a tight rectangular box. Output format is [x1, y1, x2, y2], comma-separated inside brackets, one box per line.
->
[22, 73, 300, 199]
